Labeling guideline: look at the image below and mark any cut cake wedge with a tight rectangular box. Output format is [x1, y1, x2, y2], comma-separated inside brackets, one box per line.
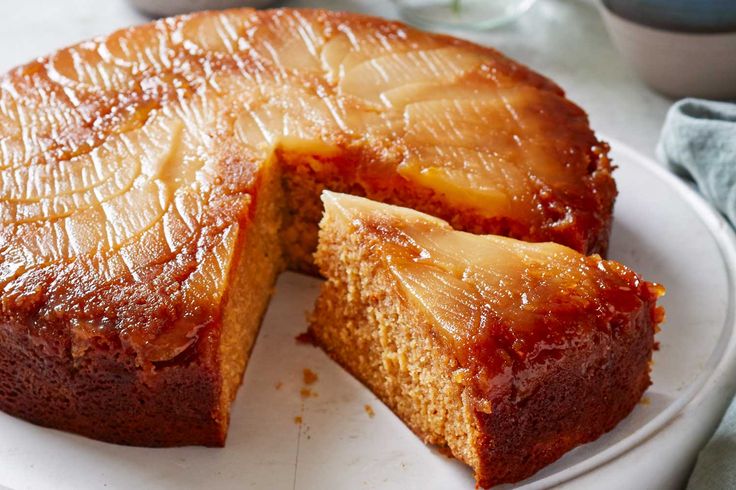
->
[309, 191, 665, 487]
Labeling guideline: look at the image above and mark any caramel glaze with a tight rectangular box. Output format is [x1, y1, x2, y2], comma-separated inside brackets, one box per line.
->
[352, 200, 663, 406]
[461, 259, 664, 404]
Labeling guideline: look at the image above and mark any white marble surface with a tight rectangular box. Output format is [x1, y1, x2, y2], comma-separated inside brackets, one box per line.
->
[0, 1, 720, 489]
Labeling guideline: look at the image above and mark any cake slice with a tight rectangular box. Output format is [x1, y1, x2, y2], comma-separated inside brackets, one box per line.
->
[309, 191, 664, 487]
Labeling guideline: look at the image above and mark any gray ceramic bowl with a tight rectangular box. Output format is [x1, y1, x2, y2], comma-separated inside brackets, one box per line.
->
[603, 0, 736, 33]
[600, 2, 736, 99]
[128, 0, 274, 17]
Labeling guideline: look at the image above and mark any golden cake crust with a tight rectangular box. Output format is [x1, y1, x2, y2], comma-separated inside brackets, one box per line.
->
[1, 8, 614, 447]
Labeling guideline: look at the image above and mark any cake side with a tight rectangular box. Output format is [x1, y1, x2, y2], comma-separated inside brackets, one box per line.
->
[0, 321, 224, 446]
[309, 192, 663, 486]
[216, 157, 285, 439]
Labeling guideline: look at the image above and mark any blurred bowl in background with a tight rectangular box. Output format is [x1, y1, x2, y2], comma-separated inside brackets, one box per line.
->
[603, 0, 736, 33]
[600, 4, 736, 99]
[392, 0, 538, 31]
[128, 0, 274, 17]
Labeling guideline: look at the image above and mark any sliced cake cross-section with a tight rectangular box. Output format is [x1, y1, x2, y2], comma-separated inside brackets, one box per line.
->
[309, 191, 665, 487]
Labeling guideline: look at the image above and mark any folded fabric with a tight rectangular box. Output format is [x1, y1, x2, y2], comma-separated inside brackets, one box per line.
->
[658, 98, 736, 490]
[657, 98, 736, 227]
[688, 398, 736, 489]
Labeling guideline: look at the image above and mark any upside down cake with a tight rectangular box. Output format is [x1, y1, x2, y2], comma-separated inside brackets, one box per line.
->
[0, 5, 628, 480]
[310, 192, 664, 487]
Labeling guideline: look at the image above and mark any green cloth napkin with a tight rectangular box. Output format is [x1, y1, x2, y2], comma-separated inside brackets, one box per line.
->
[657, 98, 736, 489]
[658, 98, 736, 227]
[688, 399, 736, 489]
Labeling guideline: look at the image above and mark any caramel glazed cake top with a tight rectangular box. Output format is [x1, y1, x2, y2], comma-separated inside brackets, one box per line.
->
[0, 9, 614, 418]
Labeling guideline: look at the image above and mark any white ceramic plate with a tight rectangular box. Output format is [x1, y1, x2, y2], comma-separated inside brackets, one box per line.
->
[1, 138, 735, 490]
